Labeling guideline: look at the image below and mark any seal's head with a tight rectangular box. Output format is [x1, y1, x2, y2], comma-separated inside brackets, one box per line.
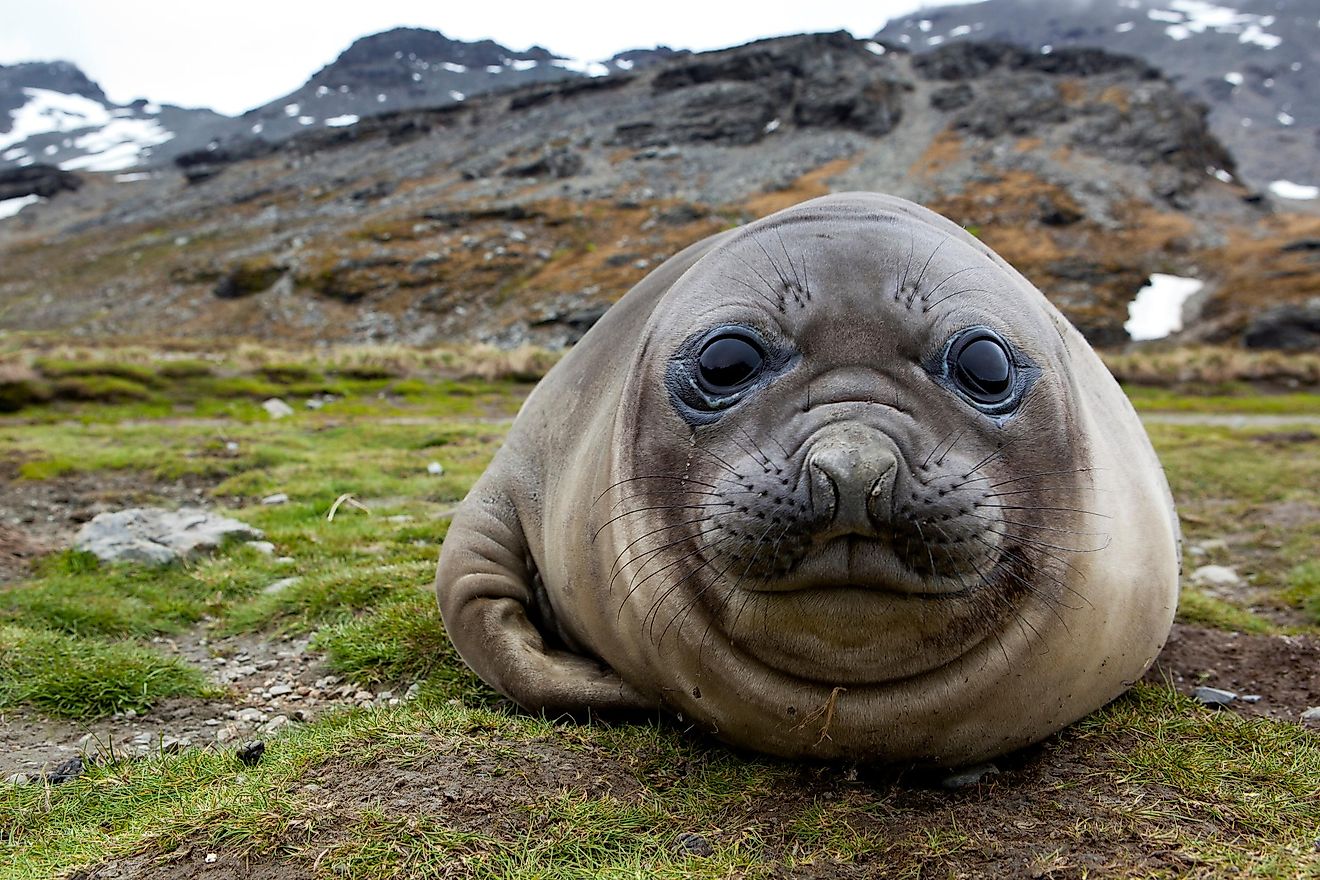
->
[593, 192, 1178, 762]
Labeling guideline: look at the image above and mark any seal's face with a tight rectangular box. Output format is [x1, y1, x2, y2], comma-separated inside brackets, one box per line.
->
[606, 207, 1106, 686]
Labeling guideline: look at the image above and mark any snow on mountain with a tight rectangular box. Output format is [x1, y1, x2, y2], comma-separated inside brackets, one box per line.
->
[876, 0, 1319, 190]
[0, 62, 227, 174]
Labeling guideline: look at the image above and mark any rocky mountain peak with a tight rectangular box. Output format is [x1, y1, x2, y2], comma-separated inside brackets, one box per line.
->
[312, 27, 560, 89]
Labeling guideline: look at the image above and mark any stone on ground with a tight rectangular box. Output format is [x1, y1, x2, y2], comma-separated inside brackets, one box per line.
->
[74, 507, 263, 564]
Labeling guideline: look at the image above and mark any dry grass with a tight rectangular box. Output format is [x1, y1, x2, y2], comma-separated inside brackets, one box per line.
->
[1102, 345, 1320, 387]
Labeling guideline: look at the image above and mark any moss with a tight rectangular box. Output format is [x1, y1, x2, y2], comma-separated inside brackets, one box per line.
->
[213, 257, 286, 298]
[50, 375, 155, 403]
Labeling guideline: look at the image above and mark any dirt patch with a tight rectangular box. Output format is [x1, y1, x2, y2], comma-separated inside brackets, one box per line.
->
[0, 625, 381, 780]
[0, 467, 234, 555]
[0, 521, 48, 583]
[1145, 622, 1320, 722]
[68, 725, 1204, 880]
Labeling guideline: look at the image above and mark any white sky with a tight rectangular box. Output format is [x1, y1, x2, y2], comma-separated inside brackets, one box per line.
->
[0, 0, 984, 116]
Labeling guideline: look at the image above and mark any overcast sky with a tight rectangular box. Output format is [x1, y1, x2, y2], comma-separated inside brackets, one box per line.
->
[0, 0, 984, 116]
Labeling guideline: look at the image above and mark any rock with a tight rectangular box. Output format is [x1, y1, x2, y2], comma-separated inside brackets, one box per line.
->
[263, 577, 300, 595]
[1189, 565, 1244, 590]
[213, 258, 286, 299]
[1242, 297, 1320, 352]
[268, 684, 294, 697]
[261, 493, 289, 505]
[940, 762, 1000, 789]
[236, 738, 264, 765]
[673, 832, 715, 857]
[427, 461, 444, 475]
[0, 164, 81, 201]
[262, 398, 295, 419]
[503, 148, 584, 179]
[1301, 707, 1320, 727]
[74, 507, 263, 565]
[1239, 694, 1262, 703]
[160, 736, 186, 754]
[245, 540, 275, 555]
[236, 708, 265, 724]
[930, 83, 975, 111]
[45, 754, 93, 784]
[5, 773, 30, 785]
[1192, 686, 1237, 707]
[260, 715, 289, 733]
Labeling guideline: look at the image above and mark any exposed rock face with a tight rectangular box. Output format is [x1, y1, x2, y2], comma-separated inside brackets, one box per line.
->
[0, 165, 80, 200]
[1243, 298, 1320, 351]
[74, 508, 262, 565]
[620, 33, 907, 146]
[877, 0, 1319, 188]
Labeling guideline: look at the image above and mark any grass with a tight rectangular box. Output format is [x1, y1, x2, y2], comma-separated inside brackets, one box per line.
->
[0, 624, 211, 719]
[0, 348, 1316, 878]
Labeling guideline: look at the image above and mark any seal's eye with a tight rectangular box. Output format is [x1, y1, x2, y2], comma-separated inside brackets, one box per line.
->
[698, 334, 764, 394]
[949, 332, 1014, 404]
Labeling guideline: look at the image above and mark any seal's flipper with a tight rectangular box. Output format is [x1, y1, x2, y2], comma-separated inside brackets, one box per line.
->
[436, 480, 653, 716]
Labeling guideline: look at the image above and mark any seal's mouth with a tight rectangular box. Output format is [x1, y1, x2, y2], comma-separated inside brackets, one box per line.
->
[740, 536, 984, 597]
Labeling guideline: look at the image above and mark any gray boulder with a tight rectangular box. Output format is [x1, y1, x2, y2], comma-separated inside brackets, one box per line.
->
[74, 507, 263, 565]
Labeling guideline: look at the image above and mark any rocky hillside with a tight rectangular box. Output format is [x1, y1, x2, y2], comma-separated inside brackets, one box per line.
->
[0, 32, 1316, 350]
[0, 30, 684, 176]
[876, 0, 1319, 192]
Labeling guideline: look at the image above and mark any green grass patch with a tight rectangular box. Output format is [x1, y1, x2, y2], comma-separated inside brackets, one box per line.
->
[1175, 587, 1276, 634]
[0, 624, 211, 719]
[312, 591, 452, 687]
[1283, 560, 1320, 624]
[1126, 385, 1320, 414]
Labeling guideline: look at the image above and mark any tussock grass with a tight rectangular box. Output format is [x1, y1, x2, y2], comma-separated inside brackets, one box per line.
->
[0, 624, 211, 719]
[1103, 345, 1320, 388]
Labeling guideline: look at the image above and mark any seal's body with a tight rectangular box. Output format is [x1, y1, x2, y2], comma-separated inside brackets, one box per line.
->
[436, 192, 1179, 766]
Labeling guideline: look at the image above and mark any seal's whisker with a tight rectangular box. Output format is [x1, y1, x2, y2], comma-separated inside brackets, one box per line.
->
[607, 518, 716, 582]
[610, 488, 728, 513]
[978, 466, 1108, 490]
[752, 234, 802, 308]
[921, 265, 982, 303]
[614, 529, 724, 622]
[967, 533, 1092, 611]
[924, 287, 993, 311]
[629, 533, 735, 626]
[645, 539, 741, 641]
[593, 502, 732, 543]
[936, 426, 970, 467]
[978, 502, 1112, 520]
[962, 510, 1108, 538]
[775, 228, 805, 295]
[728, 249, 787, 312]
[688, 441, 743, 478]
[593, 474, 722, 505]
[922, 428, 958, 469]
[983, 525, 1110, 556]
[910, 238, 948, 306]
[720, 273, 781, 312]
[983, 487, 1113, 499]
[689, 519, 784, 662]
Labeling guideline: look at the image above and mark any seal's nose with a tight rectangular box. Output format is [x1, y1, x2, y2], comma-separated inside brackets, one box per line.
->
[807, 428, 899, 536]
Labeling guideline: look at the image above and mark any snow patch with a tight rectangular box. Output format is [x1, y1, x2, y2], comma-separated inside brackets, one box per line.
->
[59, 117, 174, 171]
[442, 62, 466, 73]
[928, 35, 945, 45]
[0, 88, 113, 151]
[1, 147, 26, 161]
[325, 114, 359, 127]
[1268, 180, 1319, 200]
[550, 58, 610, 77]
[297, 115, 315, 126]
[114, 171, 152, 182]
[1165, 25, 1192, 39]
[1224, 71, 1243, 85]
[1115, 21, 1135, 32]
[864, 41, 886, 55]
[1208, 167, 1233, 183]
[918, 19, 932, 32]
[614, 58, 635, 70]
[376, 93, 387, 103]
[1239, 24, 1280, 48]
[0, 194, 41, 220]
[510, 59, 537, 71]
[1148, 8, 1182, 23]
[315, 86, 330, 97]
[1278, 110, 1294, 125]
[1126, 274, 1203, 341]
[949, 25, 972, 37]
[143, 102, 161, 114]
[485, 65, 502, 74]
[283, 103, 300, 117]
[449, 90, 466, 102]
[763, 118, 781, 134]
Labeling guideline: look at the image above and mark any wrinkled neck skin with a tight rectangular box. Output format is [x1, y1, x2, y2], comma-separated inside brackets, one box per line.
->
[575, 194, 1176, 764]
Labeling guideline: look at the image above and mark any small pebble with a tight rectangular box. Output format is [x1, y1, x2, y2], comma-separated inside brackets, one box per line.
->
[205, 853, 218, 864]
[236, 741, 266, 767]
[940, 762, 1000, 790]
[1192, 686, 1237, 707]
[673, 832, 715, 857]
[1239, 694, 1262, 704]
[262, 398, 294, 419]
[1301, 707, 1320, 726]
[261, 493, 289, 505]
[245, 540, 275, 555]
[427, 461, 444, 475]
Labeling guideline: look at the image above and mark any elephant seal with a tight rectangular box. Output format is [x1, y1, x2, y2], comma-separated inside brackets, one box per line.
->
[436, 191, 1179, 766]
